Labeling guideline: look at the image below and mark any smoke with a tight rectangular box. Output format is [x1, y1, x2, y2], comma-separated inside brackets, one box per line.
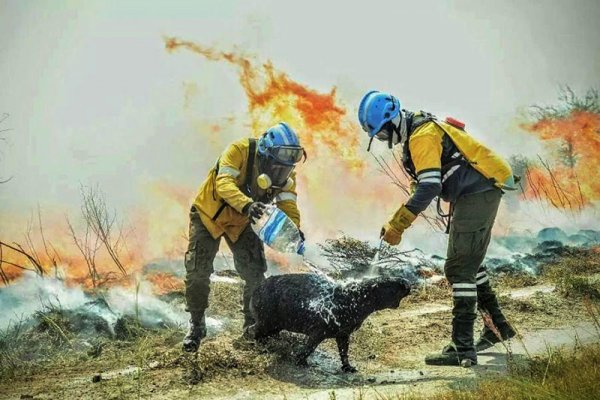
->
[0, 272, 223, 335]
[1, 37, 599, 291]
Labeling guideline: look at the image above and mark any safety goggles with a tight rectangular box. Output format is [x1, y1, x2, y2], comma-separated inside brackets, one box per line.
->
[367, 122, 395, 152]
[269, 145, 306, 165]
[374, 127, 392, 141]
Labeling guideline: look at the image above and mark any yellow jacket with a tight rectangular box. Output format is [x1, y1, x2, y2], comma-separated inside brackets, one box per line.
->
[193, 138, 301, 243]
[408, 119, 515, 191]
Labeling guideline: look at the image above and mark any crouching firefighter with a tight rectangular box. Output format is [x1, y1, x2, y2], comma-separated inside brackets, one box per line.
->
[358, 91, 517, 367]
[182, 122, 305, 352]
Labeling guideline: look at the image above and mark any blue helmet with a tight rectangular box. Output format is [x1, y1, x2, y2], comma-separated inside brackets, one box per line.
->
[358, 91, 401, 137]
[258, 122, 304, 165]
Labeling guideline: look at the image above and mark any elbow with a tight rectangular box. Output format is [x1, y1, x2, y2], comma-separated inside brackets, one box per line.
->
[406, 182, 442, 214]
[429, 182, 442, 197]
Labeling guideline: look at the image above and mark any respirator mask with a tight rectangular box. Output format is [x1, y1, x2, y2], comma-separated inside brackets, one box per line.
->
[374, 112, 407, 149]
[257, 145, 306, 190]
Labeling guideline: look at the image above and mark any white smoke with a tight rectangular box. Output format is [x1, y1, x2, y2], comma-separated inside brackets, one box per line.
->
[1, 272, 89, 330]
[0, 272, 223, 334]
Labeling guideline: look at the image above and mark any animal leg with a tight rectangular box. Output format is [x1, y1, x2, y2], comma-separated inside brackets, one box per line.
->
[295, 334, 325, 367]
[252, 322, 280, 342]
[336, 334, 357, 373]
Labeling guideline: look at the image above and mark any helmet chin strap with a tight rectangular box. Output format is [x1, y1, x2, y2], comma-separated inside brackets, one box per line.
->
[390, 112, 406, 147]
[366, 111, 406, 152]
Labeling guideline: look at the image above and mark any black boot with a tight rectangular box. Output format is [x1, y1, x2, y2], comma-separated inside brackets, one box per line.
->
[426, 297, 477, 367]
[182, 313, 206, 353]
[476, 323, 516, 351]
[476, 280, 516, 351]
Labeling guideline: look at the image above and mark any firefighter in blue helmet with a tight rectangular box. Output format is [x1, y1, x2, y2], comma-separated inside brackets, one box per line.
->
[358, 91, 516, 367]
[182, 122, 305, 352]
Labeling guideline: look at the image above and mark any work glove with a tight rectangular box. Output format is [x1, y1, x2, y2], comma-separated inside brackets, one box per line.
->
[380, 205, 417, 246]
[243, 202, 267, 224]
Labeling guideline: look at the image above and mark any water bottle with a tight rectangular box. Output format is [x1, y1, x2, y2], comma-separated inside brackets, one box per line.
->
[251, 204, 305, 255]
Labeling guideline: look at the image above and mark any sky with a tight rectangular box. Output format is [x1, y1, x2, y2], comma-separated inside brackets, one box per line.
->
[1, 0, 599, 248]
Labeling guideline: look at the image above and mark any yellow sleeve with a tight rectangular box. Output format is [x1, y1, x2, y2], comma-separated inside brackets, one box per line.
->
[408, 122, 443, 175]
[215, 141, 253, 213]
[276, 171, 301, 227]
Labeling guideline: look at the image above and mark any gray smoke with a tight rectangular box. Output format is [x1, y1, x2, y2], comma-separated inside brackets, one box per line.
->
[1, 272, 223, 335]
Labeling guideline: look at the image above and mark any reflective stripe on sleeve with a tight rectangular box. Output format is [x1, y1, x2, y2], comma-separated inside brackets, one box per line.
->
[217, 166, 241, 178]
[276, 192, 297, 202]
[418, 170, 441, 180]
[417, 169, 441, 184]
[419, 177, 442, 184]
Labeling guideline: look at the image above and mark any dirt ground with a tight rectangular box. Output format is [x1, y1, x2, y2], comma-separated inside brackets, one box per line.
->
[1, 273, 598, 400]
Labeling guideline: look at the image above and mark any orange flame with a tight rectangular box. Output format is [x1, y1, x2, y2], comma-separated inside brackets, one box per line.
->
[165, 37, 364, 171]
[145, 272, 184, 295]
[164, 37, 399, 240]
[521, 111, 600, 209]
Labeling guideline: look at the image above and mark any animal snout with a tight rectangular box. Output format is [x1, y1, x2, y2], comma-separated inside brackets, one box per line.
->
[398, 278, 411, 297]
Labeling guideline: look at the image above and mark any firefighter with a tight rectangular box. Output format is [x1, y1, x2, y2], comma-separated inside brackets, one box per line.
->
[358, 91, 516, 367]
[183, 122, 305, 352]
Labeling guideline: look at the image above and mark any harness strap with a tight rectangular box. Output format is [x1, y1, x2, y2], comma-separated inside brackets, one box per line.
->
[212, 138, 257, 221]
[244, 138, 257, 197]
[436, 197, 455, 234]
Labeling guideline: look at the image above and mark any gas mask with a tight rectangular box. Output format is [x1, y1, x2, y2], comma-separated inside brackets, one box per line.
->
[373, 112, 407, 149]
[256, 145, 305, 190]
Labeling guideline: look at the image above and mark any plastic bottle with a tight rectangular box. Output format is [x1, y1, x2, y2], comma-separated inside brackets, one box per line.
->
[251, 204, 305, 255]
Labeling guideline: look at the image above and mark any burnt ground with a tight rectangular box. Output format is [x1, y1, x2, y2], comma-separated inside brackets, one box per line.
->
[1, 252, 600, 400]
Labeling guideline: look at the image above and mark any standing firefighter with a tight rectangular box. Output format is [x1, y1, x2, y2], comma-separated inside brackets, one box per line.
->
[358, 91, 516, 367]
[183, 122, 305, 352]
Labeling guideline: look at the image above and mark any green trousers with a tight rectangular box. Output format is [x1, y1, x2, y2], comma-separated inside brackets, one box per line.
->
[444, 189, 502, 352]
[184, 206, 267, 325]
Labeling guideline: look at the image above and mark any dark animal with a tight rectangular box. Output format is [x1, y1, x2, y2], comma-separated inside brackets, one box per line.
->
[247, 273, 411, 372]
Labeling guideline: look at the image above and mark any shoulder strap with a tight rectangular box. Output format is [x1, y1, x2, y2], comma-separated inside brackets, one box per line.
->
[244, 138, 257, 196]
[402, 111, 436, 180]
[409, 111, 436, 134]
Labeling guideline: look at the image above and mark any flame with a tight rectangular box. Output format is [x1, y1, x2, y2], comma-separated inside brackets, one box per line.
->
[0, 37, 407, 291]
[521, 111, 600, 209]
[165, 37, 399, 240]
[145, 272, 184, 295]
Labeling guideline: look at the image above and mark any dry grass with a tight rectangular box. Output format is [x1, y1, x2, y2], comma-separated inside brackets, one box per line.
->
[492, 272, 540, 289]
[540, 250, 600, 299]
[3, 249, 600, 399]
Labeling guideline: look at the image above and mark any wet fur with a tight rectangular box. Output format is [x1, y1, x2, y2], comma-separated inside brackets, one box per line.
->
[248, 273, 411, 372]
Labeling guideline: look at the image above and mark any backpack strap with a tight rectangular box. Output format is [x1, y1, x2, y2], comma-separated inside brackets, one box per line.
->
[244, 138, 257, 198]
[402, 111, 437, 180]
[211, 138, 257, 221]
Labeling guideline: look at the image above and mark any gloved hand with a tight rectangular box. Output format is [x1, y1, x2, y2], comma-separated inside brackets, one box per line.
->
[243, 202, 267, 224]
[298, 229, 305, 242]
[380, 205, 417, 246]
[380, 223, 403, 245]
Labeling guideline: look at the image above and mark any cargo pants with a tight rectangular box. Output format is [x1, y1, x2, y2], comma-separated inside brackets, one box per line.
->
[184, 206, 267, 327]
[444, 189, 503, 353]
